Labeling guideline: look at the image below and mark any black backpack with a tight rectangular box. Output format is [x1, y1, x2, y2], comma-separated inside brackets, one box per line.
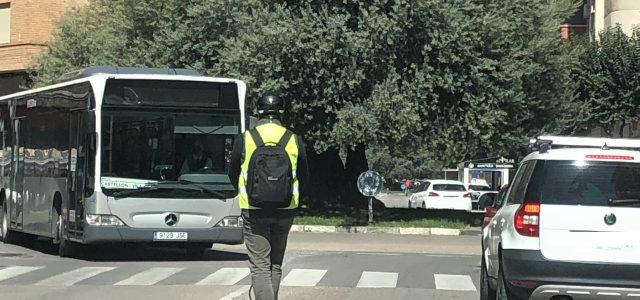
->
[246, 129, 294, 209]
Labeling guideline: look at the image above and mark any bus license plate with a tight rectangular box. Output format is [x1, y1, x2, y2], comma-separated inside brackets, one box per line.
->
[154, 232, 188, 241]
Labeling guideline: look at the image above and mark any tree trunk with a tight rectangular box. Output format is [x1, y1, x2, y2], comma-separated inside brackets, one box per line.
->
[342, 144, 368, 209]
[306, 148, 344, 210]
[619, 120, 626, 138]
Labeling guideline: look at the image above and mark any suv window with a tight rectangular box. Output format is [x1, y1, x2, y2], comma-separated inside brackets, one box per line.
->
[433, 184, 466, 191]
[526, 160, 640, 207]
[506, 161, 536, 204]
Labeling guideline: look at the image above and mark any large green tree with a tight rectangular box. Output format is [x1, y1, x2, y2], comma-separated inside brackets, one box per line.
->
[32, 0, 580, 208]
[562, 27, 640, 137]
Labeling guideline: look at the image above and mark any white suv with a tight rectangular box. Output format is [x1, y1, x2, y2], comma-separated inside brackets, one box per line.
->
[482, 136, 640, 300]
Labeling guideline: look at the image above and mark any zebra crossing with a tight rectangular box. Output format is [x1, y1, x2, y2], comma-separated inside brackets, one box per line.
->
[0, 265, 477, 291]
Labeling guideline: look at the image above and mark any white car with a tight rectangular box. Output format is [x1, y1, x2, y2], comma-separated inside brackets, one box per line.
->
[481, 136, 640, 300]
[408, 180, 472, 211]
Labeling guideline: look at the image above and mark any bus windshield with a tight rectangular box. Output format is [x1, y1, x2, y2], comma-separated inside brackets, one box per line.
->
[100, 108, 239, 198]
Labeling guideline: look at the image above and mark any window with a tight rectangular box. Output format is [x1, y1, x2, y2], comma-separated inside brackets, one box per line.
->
[0, 3, 10, 44]
[505, 161, 536, 204]
[526, 160, 640, 207]
[433, 184, 467, 192]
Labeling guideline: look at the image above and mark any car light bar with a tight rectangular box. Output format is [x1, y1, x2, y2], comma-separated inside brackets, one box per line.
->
[585, 154, 634, 160]
[532, 136, 640, 153]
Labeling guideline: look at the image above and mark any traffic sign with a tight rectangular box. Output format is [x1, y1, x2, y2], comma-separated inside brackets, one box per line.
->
[357, 170, 383, 197]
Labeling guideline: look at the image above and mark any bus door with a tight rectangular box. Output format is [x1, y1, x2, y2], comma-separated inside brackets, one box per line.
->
[10, 118, 23, 229]
[67, 110, 86, 239]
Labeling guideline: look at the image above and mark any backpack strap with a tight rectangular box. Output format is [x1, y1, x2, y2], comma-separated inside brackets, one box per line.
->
[248, 129, 265, 147]
[278, 130, 293, 148]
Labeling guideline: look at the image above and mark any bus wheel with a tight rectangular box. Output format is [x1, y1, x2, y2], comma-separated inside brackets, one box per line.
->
[56, 210, 75, 258]
[1, 203, 16, 244]
[185, 243, 210, 259]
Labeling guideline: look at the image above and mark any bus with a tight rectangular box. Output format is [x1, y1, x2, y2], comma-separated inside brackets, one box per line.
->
[0, 66, 246, 257]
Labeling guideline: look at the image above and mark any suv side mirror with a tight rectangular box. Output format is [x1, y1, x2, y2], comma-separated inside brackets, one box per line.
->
[478, 193, 496, 209]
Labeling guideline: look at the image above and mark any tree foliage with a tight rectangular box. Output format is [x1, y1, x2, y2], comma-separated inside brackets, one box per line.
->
[562, 27, 640, 137]
[32, 0, 582, 204]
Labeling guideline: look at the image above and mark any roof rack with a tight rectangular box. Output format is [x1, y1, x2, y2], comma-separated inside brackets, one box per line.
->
[55, 66, 203, 83]
[530, 136, 640, 153]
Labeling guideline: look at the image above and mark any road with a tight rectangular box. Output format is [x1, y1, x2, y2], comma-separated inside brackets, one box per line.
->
[0, 232, 481, 300]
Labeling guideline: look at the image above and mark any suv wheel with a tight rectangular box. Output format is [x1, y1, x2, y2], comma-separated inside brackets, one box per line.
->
[480, 257, 496, 300]
[496, 260, 511, 300]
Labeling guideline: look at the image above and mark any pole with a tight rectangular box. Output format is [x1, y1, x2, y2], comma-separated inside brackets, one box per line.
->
[368, 196, 373, 224]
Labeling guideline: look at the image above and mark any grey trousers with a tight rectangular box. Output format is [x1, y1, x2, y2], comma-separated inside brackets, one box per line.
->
[243, 215, 294, 300]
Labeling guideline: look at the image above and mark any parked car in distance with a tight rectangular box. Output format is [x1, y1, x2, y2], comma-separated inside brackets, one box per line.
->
[408, 180, 472, 211]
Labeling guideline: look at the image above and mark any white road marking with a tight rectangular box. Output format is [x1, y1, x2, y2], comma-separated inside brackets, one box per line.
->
[355, 252, 401, 256]
[281, 269, 327, 287]
[196, 268, 250, 285]
[219, 285, 251, 300]
[0, 266, 43, 282]
[114, 267, 184, 286]
[434, 274, 476, 291]
[356, 271, 398, 288]
[36, 267, 115, 286]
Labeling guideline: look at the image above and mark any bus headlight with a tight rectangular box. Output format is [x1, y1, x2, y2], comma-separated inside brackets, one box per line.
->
[215, 216, 243, 228]
[86, 214, 125, 226]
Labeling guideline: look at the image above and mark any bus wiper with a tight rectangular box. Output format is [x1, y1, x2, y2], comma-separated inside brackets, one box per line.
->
[112, 186, 159, 198]
[176, 180, 231, 198]
[608, 198, 640, 206]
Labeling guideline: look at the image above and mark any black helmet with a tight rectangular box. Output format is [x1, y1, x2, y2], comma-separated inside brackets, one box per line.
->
[257, 94, 284, 116]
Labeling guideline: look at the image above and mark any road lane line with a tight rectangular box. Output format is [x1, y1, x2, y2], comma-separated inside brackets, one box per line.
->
[114, 267, 184, 285]
[356, 271, 398, 288]
[434, 274, 476, 291]
[281, 269, 327, 287]
[196, 267, 250, 285]
[355, 252, 401, 256]
[36, 267, 115, 286]
[219, 285, 251, 300]
[0, 266, 43, 282]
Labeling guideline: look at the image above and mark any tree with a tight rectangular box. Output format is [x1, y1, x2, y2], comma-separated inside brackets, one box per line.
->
[31, 0, 580, 208]
[562, 27, 640, 137]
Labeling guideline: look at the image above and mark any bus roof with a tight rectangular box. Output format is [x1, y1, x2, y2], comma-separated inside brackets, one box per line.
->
[55, 66, 202, 83]
[0, 68, 243, 102]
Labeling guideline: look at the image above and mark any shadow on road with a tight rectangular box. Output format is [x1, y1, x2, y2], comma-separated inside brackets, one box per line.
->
[5, 233, 248, 262]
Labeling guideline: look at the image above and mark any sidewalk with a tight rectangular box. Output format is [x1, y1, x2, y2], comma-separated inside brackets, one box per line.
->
[290, 225, 481, 236]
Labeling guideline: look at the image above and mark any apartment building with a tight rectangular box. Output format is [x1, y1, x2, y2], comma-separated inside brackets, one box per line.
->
[0, 0, 87, 96]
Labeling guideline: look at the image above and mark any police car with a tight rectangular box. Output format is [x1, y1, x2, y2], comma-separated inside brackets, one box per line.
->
[481, 136, 640, 300]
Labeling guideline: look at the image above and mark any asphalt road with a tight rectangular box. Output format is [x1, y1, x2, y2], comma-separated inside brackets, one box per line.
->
[0, 232, 481, 300]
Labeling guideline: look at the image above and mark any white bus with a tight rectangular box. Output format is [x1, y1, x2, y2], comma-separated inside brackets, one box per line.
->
[0, 67, 245, 257]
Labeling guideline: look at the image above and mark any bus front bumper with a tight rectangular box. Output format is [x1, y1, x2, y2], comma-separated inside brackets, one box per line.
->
[82, 225, 243, 245]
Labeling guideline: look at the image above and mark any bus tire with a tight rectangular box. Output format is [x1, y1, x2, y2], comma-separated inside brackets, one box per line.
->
[56, 209, 75, 258]
[1, 201, 17, 244]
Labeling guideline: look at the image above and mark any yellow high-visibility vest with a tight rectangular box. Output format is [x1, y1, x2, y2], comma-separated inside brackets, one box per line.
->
[238, 123, 299, 210]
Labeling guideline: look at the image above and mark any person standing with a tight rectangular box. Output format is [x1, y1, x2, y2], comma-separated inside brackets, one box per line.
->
[228, 93, 309, 300]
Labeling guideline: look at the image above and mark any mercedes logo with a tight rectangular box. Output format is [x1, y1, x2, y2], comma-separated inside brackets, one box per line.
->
[165, 213, 178, 226]
[604, 213, 616, 226]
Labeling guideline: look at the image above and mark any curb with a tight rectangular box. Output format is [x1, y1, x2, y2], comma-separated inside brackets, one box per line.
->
[290, 225, 466, 236]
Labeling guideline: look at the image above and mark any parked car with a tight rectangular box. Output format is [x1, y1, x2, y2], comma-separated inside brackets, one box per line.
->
[481, 136, 640, 300]
[408, 180, 472, 211]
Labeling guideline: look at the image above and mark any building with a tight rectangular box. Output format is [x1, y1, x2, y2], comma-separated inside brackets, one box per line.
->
[587, 0, 640, 38]
[0, 0, 87, 96]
